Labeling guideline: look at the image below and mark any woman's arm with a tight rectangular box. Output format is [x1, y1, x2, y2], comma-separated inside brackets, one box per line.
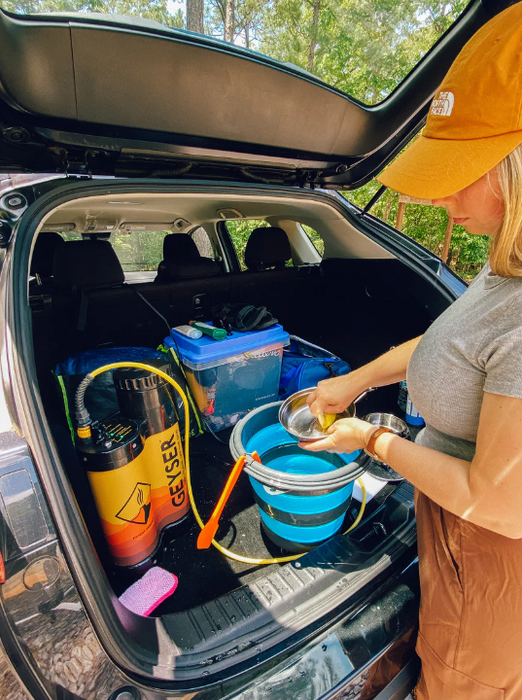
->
[302, 391, 522, 539]
[307, 336, 423, 416]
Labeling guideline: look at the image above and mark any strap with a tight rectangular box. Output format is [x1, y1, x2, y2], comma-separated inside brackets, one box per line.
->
[279, 364, 299, 389]
[54, 372, 75, 443]
[77, 289, 89, 332]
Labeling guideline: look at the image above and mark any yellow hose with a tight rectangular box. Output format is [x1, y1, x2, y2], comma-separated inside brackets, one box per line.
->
[85, 362, 367, 565]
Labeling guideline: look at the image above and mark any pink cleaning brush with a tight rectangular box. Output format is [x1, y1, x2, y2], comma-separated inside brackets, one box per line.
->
[118, 567, 178, 616]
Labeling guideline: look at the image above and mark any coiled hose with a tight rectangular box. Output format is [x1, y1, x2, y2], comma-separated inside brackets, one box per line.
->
[74, 362, 367, 566]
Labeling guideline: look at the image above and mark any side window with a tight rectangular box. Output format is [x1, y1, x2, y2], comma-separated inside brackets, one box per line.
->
[111, 231, 169, 271]
[344, 181, 488, 281]
[190, 227, 215, 259]
[301, 224, 324, 257]
[225, 220, 294, 270]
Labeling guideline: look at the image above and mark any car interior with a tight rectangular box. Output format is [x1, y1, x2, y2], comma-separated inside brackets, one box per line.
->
[27, 186, 443, 636]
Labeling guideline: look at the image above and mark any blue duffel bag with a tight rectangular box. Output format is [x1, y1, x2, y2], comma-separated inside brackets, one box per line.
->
[278, 336, 351, 400]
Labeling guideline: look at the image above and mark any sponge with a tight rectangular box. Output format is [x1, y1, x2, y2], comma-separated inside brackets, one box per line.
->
[318, 411, 337, 432]
[118, 567, 178, 616]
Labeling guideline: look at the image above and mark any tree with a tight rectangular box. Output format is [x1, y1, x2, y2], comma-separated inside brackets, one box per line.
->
[2, 0, 183, 28]
[187, 0, 204, 33]
[224, 0, 235, 40]
[307, 0, 320, 71]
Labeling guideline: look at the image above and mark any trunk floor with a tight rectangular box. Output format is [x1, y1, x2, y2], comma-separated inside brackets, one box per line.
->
[106, 429, 311, 614]
[105, 388, 404, 615]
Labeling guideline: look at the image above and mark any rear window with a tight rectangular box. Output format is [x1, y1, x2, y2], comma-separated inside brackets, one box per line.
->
[4, 0, 469, 105]
[55, 229, 215, 272]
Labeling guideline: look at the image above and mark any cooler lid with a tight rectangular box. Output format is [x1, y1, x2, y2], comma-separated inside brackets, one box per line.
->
[169, 324, 290, 365]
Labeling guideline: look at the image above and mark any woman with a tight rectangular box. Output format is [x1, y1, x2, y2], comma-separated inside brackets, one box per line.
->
[301, 5, 522, 699]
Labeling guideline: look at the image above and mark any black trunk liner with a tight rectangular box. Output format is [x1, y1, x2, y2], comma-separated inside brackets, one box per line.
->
[101, 427, 401, 615]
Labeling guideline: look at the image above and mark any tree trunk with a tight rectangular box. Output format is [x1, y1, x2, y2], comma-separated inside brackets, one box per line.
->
[187, 0, 204, 34]
[307, 0, 320, 72]
[224, 0, 235, 42]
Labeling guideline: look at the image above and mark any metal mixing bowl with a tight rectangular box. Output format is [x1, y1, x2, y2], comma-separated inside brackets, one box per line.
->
[362, 412, 410, 475]
[363, 412, 410, 440]
[279, 387, 373, 441]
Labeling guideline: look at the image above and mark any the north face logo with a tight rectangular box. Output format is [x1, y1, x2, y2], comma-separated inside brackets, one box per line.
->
[431, 91, 455, 117]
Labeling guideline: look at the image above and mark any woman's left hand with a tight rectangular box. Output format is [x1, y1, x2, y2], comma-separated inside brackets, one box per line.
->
[298, 417, 376, 454]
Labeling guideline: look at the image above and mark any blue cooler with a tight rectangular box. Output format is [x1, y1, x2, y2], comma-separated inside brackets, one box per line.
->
[165, 324, 290, 432]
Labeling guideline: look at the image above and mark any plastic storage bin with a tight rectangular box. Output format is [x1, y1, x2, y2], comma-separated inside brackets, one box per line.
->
[165, 324, 290, 431]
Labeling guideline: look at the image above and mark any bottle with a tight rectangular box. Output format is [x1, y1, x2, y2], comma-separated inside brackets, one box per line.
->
[173, 324, 203, 339]
[405, 393, 424, 426]
[399, 380, 424, 426]
[397, 380, 408, 412]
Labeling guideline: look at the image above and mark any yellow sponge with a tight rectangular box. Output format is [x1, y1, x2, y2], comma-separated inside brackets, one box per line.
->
[318, 412, 337, 432]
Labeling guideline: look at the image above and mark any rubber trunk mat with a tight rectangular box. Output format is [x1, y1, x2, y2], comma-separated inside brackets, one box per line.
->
[106, 430, 295, 614]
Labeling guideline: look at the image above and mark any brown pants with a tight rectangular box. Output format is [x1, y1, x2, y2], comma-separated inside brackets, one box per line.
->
[414, 490, 522, 699]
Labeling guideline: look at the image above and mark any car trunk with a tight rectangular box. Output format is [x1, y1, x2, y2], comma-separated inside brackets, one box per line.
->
[14, 180, 456, 682]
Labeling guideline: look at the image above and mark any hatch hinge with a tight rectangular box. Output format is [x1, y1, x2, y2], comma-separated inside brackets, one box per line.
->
[66, 159, 92, 179]
[57, 148, 93, 179]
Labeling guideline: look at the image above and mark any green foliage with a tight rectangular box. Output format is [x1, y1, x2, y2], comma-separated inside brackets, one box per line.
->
[257, 0, 467, 103]
[345, 182, 490, 280]
[225, 219, 270, 269]
[110, 231, 169, 271]
[302, 224, 324, 256]
[2, 0, 184, 27]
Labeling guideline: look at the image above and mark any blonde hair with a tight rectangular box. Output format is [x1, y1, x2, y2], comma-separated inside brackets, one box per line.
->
[490, 143, 522, 277]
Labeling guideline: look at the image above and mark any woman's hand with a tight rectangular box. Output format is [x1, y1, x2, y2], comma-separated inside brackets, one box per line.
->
[299, 417, 376, 454]
[306, 374, 367, 417]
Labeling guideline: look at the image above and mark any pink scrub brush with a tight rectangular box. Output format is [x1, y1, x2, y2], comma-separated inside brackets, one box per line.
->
[118, 567, 178, 616]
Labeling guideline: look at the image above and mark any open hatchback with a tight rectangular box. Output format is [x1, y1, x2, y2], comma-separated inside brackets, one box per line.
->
[0, 1, 511, 698]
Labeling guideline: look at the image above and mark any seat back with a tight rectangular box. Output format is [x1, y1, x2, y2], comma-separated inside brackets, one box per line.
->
[155, 234, 220, 283]
[30, 232, 65, 292]
[48, 239, 169, 355]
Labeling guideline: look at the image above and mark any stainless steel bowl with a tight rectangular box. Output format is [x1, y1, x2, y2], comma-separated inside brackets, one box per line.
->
[362, 412, 410, 474]
[279, 387, 374, 441]
[363, 412, 410, 440]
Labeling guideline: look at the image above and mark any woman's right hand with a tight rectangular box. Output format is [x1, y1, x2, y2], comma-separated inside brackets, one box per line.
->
[306, 373, 367, 417]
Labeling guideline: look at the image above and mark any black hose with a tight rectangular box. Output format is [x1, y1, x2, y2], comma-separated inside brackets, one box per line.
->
[74, 373, 95, 427]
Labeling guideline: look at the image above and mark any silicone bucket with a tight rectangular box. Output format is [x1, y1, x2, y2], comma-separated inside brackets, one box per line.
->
[230, 402, 365, 553]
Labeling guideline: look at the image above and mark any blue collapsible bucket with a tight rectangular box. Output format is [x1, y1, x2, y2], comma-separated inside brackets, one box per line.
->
[230, 403, 367, 553]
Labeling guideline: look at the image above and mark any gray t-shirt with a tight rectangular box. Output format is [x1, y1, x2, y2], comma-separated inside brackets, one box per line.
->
[407, 262, 522, 461]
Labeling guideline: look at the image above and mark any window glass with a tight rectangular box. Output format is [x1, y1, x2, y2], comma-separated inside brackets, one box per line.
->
[301, 224, 324, 257]
[225, 220, 294, 270]
[190, 226, 215, 259]
[3, 0, 469, 105]
[111, 231, 169, 271]
[56, 230, 170, 271]
[344, 182, 489, 281]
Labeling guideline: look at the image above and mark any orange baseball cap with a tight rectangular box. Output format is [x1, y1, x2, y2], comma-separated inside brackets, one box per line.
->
[377, 3, 522, 200]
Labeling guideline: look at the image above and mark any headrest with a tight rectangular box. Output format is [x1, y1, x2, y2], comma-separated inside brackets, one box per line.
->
[53, 240, 124, 288]
[156, 257, 220, 282]
[163, 234, 200, 261]
[31, 232, 65, 277]
[244, 227, 292, 271]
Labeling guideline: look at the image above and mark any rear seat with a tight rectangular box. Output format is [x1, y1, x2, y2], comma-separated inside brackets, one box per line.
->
[229, 227, 321, 333]
[155, 233, 220, 283]
[155, 233, 231, 325]
[30, 232, 65, 292]
[49, 239, 170, 357]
